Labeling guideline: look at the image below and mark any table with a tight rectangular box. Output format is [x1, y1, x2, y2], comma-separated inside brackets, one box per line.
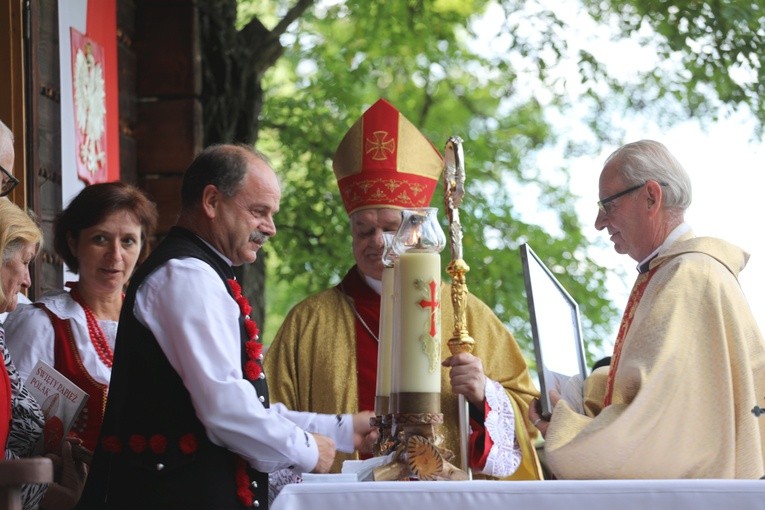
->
[271, 479, 765, 510]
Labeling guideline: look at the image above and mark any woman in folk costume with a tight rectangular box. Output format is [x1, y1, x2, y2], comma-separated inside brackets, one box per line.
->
[5, 182, 157, 452]
[265, 98, 543, 479]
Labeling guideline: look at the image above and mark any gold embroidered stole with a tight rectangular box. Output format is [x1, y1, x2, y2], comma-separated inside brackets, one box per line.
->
[603, 267, 658, 407]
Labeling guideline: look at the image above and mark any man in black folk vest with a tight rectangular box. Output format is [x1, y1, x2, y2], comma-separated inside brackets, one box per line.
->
[78, 144, 376, 510]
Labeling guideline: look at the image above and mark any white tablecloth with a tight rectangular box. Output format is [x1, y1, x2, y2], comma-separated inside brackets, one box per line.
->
[271, 479, 765, 510]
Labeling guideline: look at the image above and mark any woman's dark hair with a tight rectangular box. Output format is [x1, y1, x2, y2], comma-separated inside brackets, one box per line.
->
[54, 182, 158, 273]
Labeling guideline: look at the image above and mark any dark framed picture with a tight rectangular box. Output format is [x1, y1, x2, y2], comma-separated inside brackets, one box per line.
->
[521, 243, 588, 419]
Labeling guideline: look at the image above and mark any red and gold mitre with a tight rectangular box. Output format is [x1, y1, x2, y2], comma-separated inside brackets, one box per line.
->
[333, 98, 443, 216]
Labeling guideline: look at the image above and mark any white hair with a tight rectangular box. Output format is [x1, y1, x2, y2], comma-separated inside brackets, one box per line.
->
[604, 139, 692, 210]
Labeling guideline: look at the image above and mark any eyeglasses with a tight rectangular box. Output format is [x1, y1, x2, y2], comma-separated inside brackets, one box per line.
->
[0, 164, 20, 197]
[597, 183, 645, 215]
[597, 181, 669, 215]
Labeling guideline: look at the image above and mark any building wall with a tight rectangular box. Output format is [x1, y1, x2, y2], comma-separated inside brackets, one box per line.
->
[134, 0, 202, 239]
[0, 0, 200, 298]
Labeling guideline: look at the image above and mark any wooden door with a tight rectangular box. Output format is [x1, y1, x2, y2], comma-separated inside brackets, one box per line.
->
[26, 0, 63, 299]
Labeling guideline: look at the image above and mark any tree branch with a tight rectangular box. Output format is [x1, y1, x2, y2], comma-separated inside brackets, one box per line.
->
[272, 0, 315, 39]
[238, 0, 315, 72]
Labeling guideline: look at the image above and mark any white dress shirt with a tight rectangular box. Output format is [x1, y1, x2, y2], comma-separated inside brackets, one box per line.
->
[134, 256, 354, 474]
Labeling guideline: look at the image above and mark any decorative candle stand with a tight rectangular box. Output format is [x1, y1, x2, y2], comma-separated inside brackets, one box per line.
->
[374, 402, 466, 481]
[373, 386, 467, 480]
[372, 208, 467, 481]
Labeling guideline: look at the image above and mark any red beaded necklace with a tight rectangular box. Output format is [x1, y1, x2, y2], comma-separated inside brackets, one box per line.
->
[67, 283, 117, 369]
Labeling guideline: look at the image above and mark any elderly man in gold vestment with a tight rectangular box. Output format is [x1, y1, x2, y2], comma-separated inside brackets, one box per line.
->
[531, 139, 765, 479]
[265, 99, 543, 479]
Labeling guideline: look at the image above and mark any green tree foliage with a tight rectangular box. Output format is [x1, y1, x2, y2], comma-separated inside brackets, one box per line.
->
[206, 0, 761, 365]
[247, 0, 618, 362]
[580, 0, 765, 134]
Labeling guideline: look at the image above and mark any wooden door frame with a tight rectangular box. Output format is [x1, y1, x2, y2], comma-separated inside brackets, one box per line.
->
[0, 0, 29, 209]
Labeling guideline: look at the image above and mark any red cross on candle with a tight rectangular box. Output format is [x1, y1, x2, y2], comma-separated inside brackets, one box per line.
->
[418, 279, 440, 337]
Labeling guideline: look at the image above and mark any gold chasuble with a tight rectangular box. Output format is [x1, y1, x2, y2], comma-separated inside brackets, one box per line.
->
[544, 233, 765, 479]
[265, 266, 543, 479]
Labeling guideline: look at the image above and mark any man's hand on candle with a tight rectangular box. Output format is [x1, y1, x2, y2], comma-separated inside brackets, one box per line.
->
[311, 434, 337, 473]
[353, 410, 379, 454]
[442, 352, 486, 407]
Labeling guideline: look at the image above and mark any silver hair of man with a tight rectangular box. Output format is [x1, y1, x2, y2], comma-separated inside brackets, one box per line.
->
[604, 139, 693, 211]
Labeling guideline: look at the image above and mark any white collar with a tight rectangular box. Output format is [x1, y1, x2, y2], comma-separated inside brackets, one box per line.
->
[197, 235, 234, 267]
[363, 274, 382, 295]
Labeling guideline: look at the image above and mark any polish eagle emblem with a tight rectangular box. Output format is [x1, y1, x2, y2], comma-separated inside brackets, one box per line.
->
[72, 29, 107, 183]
